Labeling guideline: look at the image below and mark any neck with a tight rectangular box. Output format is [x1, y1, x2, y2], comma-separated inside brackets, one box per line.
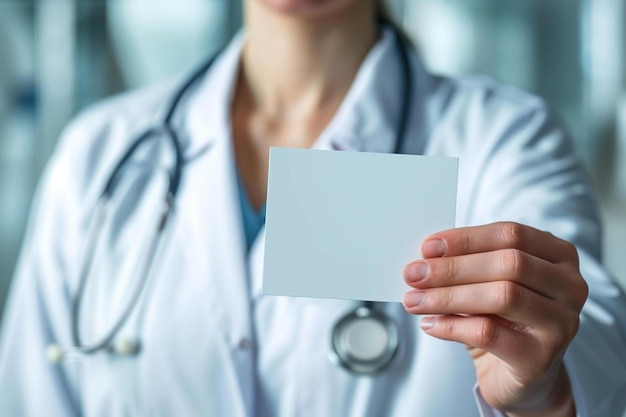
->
[241, 0, 378, 119]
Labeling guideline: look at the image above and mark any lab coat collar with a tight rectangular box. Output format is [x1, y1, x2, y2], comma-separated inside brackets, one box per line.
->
[181, 32, 246, 158]
[181, 25, 427, 157]
[314, 26, 418, 153]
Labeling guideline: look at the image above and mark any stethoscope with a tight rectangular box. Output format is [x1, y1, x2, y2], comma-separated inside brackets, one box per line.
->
[47, 25, 414, 376]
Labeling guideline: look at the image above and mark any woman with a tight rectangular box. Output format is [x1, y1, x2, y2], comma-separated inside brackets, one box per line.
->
[1, 0, 625, 416]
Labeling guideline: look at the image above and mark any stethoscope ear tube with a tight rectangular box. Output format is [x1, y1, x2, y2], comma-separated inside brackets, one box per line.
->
[67, 191, 173, 357]
[71, 199, 109, 350]
[51, 49, 223, 363]
[102, 128, 164, 198]
[52, 27, 413, 367]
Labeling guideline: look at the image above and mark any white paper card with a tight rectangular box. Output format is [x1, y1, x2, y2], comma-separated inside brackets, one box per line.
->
[262, 148, 458, 303]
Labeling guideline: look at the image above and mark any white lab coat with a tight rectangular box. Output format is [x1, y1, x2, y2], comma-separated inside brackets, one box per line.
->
[2, 28, 626, 417]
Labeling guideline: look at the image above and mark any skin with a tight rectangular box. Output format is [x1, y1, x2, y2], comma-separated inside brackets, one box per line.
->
[403, 222, 586, 417]
[234, 1, 586, 416]
[233, 0, 377, 209]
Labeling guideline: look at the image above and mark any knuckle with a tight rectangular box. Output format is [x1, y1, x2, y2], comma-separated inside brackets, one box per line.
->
[494, 281, 522, 313]
[564, 241, 580, 266]
[499, 222, 525, 249]
[446, 257, 459, 281]
[500, 248, 528, 278]
[559, 266, 588, 311]
[578, 278, 590, 309]
[442, 318, 457, 337]
[459, 233, 471, 254]
[441, 288, 454, 309]
[474, 319, 498, 348]
[568, 270, 590, 311]
[549, 232, 579, 265]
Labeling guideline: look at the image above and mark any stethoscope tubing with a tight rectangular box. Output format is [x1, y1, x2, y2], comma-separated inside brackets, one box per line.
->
[70, 195, 172, 353]
[65, 27, 413, 360]
[68, 53, 223, 354]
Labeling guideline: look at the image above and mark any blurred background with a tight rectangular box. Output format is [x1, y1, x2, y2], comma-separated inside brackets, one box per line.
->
[0, 0, 625, 338]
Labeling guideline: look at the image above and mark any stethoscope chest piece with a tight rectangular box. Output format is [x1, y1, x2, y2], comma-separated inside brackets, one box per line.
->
[330, 305, 400, 375]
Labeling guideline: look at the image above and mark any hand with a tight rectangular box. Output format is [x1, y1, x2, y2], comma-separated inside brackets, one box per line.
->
[402, 222, 588, 417]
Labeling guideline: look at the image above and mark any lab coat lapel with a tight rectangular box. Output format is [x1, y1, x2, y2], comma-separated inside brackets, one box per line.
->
[315, 28, 407, 154]
[137, 131, 253, 416]
[136, 33, 255, 416]
[322, 31, 429, 156]
[187, 114, 255, 417]
[183, 135, 251, 339]
[177, 31, 252, 342]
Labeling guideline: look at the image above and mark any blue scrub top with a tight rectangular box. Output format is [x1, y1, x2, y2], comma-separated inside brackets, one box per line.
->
[236, 173, 266, 252]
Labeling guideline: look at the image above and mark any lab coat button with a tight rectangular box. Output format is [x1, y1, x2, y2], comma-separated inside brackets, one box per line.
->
[237, 338, 252, 350]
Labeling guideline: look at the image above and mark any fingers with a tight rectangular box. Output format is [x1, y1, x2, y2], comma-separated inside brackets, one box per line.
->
[410, 221, 587, 312]
[404, 222, 586, 406]
[420, 222, 579, 266]
[404, 249, 586, 310]
[419, 315, 534, 369]
[403, 281, 578, 333]
[418, 315, 559, 377]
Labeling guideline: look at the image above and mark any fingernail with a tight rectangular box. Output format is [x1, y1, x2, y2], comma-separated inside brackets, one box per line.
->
[420, 316, 436, 330]
[404, 291, 426, 308]
[405, 262, 429, 282]
[421, 239, 446, 258]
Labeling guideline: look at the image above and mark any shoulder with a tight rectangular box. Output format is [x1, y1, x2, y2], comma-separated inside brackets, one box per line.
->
[442, 75, 545, 111]
[418, 71, 598, 245]
[417, 67, 565, 157]
[50, 78, 183, 206]
[60, 78, 181, 153]
[18, 78, 186, 288]
[426, 71, 551, 131]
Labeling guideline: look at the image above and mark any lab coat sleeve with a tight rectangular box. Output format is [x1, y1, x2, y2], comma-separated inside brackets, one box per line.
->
[474, 386, 506, 417]
[0, 126, 84, 416]
[461, 99, 626, 417]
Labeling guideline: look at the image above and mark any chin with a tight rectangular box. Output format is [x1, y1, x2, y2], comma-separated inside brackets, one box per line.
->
[256, 0, 361, 18]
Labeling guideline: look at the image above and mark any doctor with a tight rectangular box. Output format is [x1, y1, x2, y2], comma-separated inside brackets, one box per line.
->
[1, 0, 626, 416]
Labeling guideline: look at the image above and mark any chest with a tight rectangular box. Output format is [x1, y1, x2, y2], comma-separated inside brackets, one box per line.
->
[71, 129, 482, 416]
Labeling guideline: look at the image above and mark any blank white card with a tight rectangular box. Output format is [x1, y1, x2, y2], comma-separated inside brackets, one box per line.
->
[262, 148, 458, 303]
